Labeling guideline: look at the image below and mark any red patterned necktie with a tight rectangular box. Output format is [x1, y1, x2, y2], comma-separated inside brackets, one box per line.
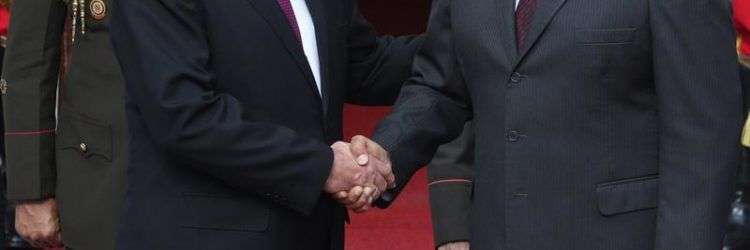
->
[276, 0, 302, 43]
[515, 0, 538, 51]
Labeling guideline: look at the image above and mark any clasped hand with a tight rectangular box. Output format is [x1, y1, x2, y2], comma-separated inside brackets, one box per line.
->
[324, 136, 393, 213]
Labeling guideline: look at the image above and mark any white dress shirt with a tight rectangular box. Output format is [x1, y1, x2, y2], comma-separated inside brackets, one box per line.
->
[516, 0, 520, 9]
[289, 0, 323, 95]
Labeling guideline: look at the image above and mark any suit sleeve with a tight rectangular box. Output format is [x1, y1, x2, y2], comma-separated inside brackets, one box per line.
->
[428, 122, 474, 247]
[372, 0, 471, 208]
[344, 0, 424, 106]
[109, 0, 334, 215]
[649, 0, 743, 248]
[2, 0, 66, 201]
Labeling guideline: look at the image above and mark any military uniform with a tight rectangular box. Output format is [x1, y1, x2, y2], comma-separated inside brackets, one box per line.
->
[2, 0, 126, 249]
[427, 122, 474, 248]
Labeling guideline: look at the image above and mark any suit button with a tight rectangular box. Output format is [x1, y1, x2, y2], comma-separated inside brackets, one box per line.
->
[79, 142, 88, 153]
[512, 193, 529, 198]
[509, 72, 523, 83]
[508, 72, 524, 88]
[507, 130, 523, 142]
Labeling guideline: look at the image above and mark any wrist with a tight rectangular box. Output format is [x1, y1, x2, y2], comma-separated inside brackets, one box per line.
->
[15, 197, 55, 206]
[437, 241, 470, 250]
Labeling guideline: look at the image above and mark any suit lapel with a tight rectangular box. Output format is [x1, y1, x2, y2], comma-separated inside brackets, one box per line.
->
[497, 0, 518, 63]
[244, 0, 322, 100]
[305, 0, 329, 116]
[514, 0, 568, 66]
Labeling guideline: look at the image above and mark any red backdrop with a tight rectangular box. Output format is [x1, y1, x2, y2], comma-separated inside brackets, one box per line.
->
[344, 1, 433, 250]
[736, 0, 750, 57]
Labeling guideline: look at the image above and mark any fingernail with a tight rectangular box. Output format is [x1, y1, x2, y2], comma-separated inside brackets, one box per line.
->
[356, 155, 369, 165]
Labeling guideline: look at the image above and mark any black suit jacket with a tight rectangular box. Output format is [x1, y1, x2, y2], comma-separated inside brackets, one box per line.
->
[109, 0, 420, 249]
[374, 0, 743, 249]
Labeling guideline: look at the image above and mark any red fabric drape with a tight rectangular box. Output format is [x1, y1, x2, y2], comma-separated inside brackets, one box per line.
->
[0, 7, 8, 36]
[344, 1, 434, 250]
[736, 0, 750, 58]
[0, 6, 10, 41]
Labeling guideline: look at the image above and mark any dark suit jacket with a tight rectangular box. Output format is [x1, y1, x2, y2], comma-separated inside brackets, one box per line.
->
[108, 0, 420, 249]
[2, 0, 127, 249]
[428, 122, 474, 247]
[374, 0, 743, 249]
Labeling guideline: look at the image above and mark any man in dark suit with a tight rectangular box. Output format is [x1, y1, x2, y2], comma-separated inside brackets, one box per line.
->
[108, 0, 420, 249]
[343, 0, 744, 249]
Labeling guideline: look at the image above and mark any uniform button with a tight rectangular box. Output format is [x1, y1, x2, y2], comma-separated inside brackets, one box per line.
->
[506, 130, 523, 142]
[0, 79, 8, 94]
[79, 142, 88, 153]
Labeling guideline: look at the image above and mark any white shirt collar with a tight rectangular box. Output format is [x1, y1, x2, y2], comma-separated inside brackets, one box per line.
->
[289, 0, 323, 96]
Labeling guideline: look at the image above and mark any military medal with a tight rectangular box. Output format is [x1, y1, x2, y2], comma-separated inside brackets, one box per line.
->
[79, 0, 86, 36]
[72, 0, 78, 42]
[90, 0, 106, 21]
[71, 0, 89, 43]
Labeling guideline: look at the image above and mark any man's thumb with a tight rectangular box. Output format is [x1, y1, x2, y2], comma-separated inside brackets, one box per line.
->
[356, 154, 369, 165]
[350, 135, 370, 165]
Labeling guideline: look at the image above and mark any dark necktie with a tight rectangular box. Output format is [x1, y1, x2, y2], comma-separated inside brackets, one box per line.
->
[276, 0, 302, 42]
[515, 0, 538, 51]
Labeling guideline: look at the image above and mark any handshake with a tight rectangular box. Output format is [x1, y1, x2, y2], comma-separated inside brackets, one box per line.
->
[324, 136, 394, 213]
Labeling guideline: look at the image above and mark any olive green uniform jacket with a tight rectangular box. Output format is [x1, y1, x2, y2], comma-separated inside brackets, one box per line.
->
[2, 0, 126, 249]
[428, 122, 474, 248]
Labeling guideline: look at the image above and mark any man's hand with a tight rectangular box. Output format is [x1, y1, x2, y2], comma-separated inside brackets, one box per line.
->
[325, 142, 392, 206]
[15, 198, 64, 248]
[350, 135, 391, 174]
[438, 241, 470, 250]
[332, 135, 395, 212]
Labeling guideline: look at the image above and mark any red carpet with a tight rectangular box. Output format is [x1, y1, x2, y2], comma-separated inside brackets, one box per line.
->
[342, 3, 433, 248]
[342, 105, 434, 250]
